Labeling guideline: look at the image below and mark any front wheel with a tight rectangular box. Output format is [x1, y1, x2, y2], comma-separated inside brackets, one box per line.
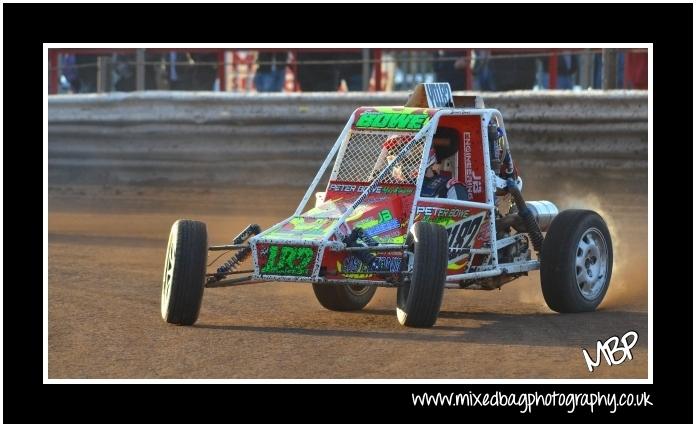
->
[396, 222, 448, 327]
[161, 219, 208, 325]
[540, 210, 613, 313]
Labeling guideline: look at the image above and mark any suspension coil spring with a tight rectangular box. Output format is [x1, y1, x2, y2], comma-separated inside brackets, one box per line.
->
[343, 227, 379, 269]
[356, 228, 379, 247]
[506, 178, 544, 254]
[216, 247, 252, 276]
[214, 223, 261, 279]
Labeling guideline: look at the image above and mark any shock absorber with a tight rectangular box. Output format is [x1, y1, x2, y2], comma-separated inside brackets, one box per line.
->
[357, 228, 379, 247]
[215, 224, 261, 278]
[343, 227, 380, 270]
[216, 247, 252, 276]
[230, 224, 262, 246]
[506, 179, 544, 254]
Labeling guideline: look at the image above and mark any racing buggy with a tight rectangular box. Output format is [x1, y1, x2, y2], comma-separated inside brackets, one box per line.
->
[161, 83, 613, 328]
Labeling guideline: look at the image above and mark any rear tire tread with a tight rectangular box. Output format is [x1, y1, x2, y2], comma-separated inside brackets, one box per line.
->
[312, 282, 377, 311]
[540, 209, 613, 313]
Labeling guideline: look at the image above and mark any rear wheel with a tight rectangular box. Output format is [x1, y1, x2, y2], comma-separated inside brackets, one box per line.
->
[540, 210, 613, 313]
[161, 219, 208, 325]
[396, 222, 448, 327]
[312, 282, 377, 311]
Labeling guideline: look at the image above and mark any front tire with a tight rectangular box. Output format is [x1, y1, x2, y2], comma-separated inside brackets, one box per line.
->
[396, 222, 448, 327]
[540, 210, 613, 313]
[161, 219, 208, 325]
[312, 283, 377, 311]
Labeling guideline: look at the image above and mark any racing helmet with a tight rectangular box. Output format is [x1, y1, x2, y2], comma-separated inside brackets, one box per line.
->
[395, 147, 437, 182]
[381, 134, 431, 183]
[426, 147, 438, 168]
[487, 120, 506, 170]
[383, 134, 411, 152]
[383, 134, 436, 167]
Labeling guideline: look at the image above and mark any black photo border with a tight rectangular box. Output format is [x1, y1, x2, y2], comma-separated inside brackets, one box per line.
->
[6, 2, 692, 424]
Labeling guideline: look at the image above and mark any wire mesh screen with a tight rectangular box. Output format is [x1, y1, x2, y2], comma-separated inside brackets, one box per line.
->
[332, 130, 428, 186]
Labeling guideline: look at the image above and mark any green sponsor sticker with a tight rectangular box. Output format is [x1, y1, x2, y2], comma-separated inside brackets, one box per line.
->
[380, 186, 414, 195]
[261, 245, 315, 276]
[356, 112, 429, 130]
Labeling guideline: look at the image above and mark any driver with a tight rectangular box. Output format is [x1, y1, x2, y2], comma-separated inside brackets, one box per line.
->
[371, 134, 423, 184]
[420, 148, 469, 200]
[373, 134, 468, 201]
[370, 134, 412, 181]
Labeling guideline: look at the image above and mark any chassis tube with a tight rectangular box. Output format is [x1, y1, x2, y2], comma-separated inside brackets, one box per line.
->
[446, 268, 502, 282]
[208, 244, 249, 251]
[416, 196, 494, 211]
[293, 114, 355, 216]
[445, 260, 540, 282]
[323, 120, 437, 241]
[312, 278, 399, 287]
[338, 244, 407, 252]
[206, 276, 268, 288]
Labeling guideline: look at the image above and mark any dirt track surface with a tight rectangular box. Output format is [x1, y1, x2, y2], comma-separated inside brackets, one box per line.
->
[48, 180, 648, 379]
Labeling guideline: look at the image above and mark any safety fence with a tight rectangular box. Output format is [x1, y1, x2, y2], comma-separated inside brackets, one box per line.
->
[48, 48, 648, 95]
[48, 91, 648, 187]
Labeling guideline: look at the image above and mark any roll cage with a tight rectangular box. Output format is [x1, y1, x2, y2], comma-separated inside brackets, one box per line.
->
[247, 106, 540, 286]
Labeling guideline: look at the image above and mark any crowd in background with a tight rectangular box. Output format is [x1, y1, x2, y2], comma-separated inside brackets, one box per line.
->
[56, 49, 648, 94]
[60, 52, 220, 93]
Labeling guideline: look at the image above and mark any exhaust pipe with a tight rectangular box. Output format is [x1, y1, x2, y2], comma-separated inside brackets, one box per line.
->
[496, 200, 558, 233]
[525, 201, 558, 232]
[502, 179, 560, 255]
[496, 200, 559, 235]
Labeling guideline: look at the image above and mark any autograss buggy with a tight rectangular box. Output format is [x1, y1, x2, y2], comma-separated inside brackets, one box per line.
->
[161, 83, 613, 328]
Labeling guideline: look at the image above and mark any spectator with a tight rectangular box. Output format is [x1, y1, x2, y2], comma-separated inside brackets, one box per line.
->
[61, 54, 81, 93]
[111, 53, 156, 91]
[616, 51, 625, 88]
[433, 50, 467, 90]
[168, 52, 194, 90]
[113, 54, 136, 91]
[624, 51, 647, 89]
[168, 52, 180, 89]
[254, 51, 288, 92]
[75, 54, 98, 93]
[188, 53, 218, 90]
[592, 51, 642, 89]
[592, 52, 602, 88]
[164, 52, 217, 91]
[539, 52, 578, 89]
[152, 52, 171, 90]
[489, 54, 536, 91]
[295, 51, 341, 91]
[339, 51, 365, 91]
[470, 49, 495, 91]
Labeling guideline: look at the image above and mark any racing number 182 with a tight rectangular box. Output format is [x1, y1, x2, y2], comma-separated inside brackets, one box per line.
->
[262, 245, 314, 275]
[448, 215, 484, 260]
